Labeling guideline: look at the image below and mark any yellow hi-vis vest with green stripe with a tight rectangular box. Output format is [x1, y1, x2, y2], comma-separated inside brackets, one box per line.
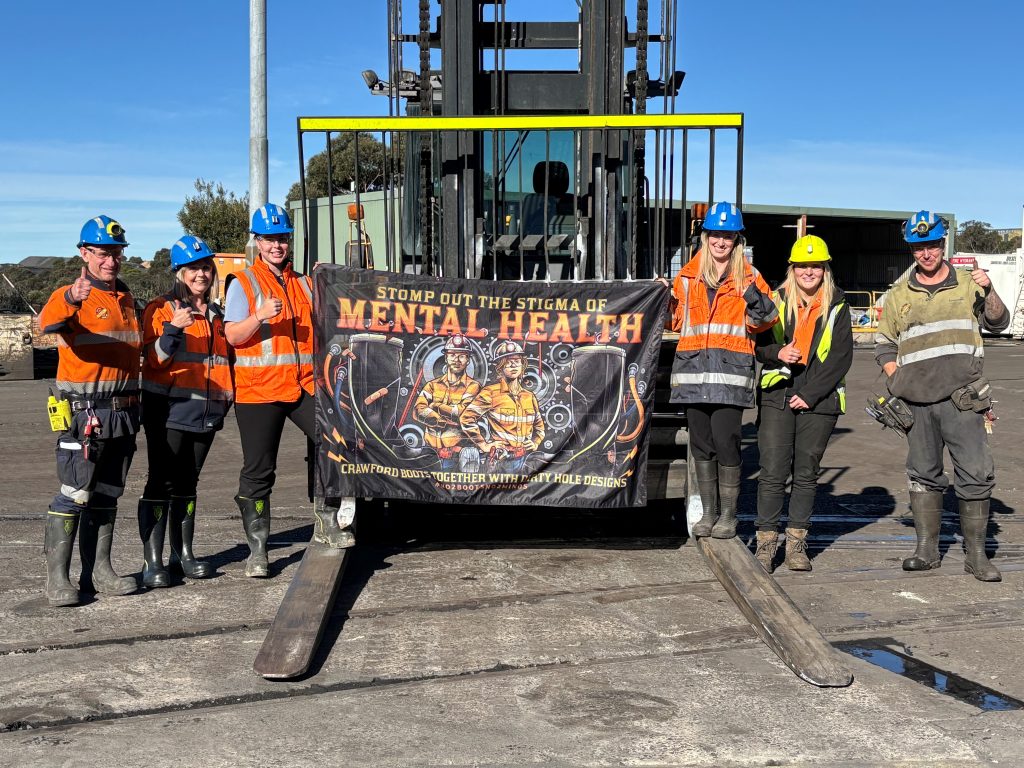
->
[759, 295, 846, 413]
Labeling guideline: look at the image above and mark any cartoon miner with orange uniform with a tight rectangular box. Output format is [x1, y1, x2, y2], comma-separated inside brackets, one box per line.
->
[461, 340, 545, 473]
[414, 335, 481, 470]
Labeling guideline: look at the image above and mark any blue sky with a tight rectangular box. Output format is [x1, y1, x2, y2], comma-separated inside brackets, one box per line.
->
[2, 1, 1021, 263]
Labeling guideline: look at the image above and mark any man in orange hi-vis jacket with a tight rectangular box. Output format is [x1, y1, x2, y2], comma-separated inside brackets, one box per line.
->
[38, 215, 142, 606]
[223, 204, 350, 578]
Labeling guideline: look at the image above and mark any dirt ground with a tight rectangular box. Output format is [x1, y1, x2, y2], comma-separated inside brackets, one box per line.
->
[1, 343, 1023, 767]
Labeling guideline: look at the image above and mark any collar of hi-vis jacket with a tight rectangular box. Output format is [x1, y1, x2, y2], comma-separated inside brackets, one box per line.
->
[253, 256, 300, 287]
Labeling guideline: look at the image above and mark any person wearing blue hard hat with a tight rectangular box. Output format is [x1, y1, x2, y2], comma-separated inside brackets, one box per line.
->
[876, 209, 1009, 581]
[223, 204, 351, 577]
[137, 236, 234, 588]
[665, 201, 779, 540]
[37, 215, 142, 606]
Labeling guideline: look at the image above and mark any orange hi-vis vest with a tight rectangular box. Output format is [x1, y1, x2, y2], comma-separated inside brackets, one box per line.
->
[667, 252, 778, 407]
[142, 295, 234, 431]
[231, 259, 315, 404]
[39, 278, 141, 399]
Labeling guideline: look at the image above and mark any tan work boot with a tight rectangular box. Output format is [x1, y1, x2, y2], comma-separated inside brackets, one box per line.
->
[784, 528, 812, 571]
[754, 530, 779, 573]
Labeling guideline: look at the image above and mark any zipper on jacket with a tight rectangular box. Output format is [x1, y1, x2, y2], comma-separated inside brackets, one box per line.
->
[277, 274, 303, 378]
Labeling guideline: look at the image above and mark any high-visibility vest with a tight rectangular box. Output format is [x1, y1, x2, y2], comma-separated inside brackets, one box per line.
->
[231, 259, 315, 404]
[760, 293, 847, 413]
[667, 252, 778, 407]
[141, 295, 234, 430]
[39, 280, 141, 399]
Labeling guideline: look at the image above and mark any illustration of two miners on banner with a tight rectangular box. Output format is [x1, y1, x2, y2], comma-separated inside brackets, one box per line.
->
[314, 266, 670, 508]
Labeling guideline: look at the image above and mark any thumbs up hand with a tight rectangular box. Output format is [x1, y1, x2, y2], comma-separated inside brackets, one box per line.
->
[69, 266, 92, 303]
[170, 299, 195, 329]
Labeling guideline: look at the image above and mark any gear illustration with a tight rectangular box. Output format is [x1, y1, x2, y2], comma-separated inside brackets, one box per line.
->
[397, 423, 426, 450]
[542, 402, 573, 434]
[520, 361, 559, 406]
[548, 342, 574, 366]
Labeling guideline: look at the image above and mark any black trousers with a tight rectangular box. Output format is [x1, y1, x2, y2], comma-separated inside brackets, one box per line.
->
[235, 393, 316, 499]
[684, 404, 743, 466]
[755, 405, 837, 531]
[906, 399, 994, 501]
[142, 394, 216, 500]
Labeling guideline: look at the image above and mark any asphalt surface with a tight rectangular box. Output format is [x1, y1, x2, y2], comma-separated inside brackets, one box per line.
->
[1, 343, 1023, 767]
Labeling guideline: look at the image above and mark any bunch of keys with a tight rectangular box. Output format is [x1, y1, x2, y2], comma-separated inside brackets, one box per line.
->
[82, 408, 101, 459]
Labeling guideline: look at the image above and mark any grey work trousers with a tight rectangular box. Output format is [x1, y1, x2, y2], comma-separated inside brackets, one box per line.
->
[755, 405, 837, 531]
[906, 398, 994, 501]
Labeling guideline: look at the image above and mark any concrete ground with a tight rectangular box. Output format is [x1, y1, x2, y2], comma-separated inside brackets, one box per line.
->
[2, 344, 1023, 767]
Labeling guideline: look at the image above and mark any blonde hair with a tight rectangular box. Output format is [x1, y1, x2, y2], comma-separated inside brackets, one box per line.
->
[173, 259, 220, 306]
[778, 263, 835, 328]
[698, 231, 747, 294]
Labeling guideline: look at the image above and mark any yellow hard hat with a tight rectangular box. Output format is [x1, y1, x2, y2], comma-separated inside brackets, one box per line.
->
[790, 235, 831, 263]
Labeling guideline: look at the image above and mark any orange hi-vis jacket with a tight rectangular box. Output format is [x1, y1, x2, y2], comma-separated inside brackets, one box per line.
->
[414, 372, 482, 452]
[40, 277, 141, 399]
[461, 378, 546, 452]
[142, 295, 234, 432]
[667, 253, 778, 408]
[231, 259, 315, 404]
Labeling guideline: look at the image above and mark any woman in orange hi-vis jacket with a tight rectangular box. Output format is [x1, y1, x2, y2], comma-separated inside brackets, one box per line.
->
[223, 204, 349, 578]
[138, 236, 233, 589]
[667, 202, 778, 540]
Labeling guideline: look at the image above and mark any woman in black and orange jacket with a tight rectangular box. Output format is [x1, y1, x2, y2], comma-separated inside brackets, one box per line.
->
[666, 202, 778, 539]
[138, 236, 233, 588]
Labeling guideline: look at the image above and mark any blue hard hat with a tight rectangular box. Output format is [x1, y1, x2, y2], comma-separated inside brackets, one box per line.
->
[250, 203, 294, 235]
[703, 201, 744, 232]
[903, 210, 948, 243]
[170, 235, 216, 272]
[78, 215, 129, 248]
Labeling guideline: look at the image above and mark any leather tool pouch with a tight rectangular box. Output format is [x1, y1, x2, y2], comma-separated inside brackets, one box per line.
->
[951, 377, 992, 413]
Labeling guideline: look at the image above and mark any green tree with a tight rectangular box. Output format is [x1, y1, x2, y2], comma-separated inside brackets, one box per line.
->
[177, 179, 250, 252]
[286, 132, 403, 203]
[955, 220, 1017, 254]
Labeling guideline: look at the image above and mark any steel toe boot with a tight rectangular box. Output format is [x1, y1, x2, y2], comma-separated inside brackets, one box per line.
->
[138, 498, 170, 588]
[754, 530, 779, 573]
[690, 460, 719, 538]
[236, 495, 270, 578]
[711, 464, 742, 539]
[79, 508, 138, 595]
[784, 528, 812, 571]
[959, 499, 1001, 582]
[44, 511, 80, 606]
[902, 491, 943, 571]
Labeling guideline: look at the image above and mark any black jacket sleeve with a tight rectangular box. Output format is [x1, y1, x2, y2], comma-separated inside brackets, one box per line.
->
[755, 326, 785, 366]
[793, 303, 854, 409]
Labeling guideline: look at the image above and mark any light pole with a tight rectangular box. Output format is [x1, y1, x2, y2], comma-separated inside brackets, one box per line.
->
[248, 0, 268, 264]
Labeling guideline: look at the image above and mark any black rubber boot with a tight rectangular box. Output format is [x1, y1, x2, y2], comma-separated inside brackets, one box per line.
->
[960, 499, 1001, 582]
[138, 498, 170, 589]
[712, 464, 742, 539]
[691, 460, 719, 537]
[79, 508, 138, 595]
[169, 496, 213, 579]
[313, 499, 356, 549]
[235, 495, 270, 578]
[44, 511, 80, 607]
[902, 491, 943, 571]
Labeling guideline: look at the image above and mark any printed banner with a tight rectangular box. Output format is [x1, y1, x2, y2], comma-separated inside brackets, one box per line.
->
[314, 266, 669, 508]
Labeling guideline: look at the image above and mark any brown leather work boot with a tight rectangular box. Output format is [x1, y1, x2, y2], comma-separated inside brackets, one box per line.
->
[754, 530, 779, 573]
[784, 528, 812, 572]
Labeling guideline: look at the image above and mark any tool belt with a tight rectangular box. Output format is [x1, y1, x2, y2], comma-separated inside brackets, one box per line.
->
[950, 377, 992, 414]
[865, 393, 915, 438]
[63, 394, 139, 412]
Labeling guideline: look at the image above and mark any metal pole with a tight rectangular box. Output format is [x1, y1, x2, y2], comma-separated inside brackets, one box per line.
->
[248, 0, 268, 266]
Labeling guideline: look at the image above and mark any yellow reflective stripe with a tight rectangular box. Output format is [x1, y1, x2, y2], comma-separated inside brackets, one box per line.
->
[816, 302, 843, 363]
[901, 318, 976, 340]
[837, 383, 846, 414]
[299, 113, 744, 132]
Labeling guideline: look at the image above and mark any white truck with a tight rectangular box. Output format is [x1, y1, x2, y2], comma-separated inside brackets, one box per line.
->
[949, 248, 1024, 337]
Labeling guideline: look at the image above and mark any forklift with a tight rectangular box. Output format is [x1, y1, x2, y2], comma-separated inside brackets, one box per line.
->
[255, 0, 851, 688]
